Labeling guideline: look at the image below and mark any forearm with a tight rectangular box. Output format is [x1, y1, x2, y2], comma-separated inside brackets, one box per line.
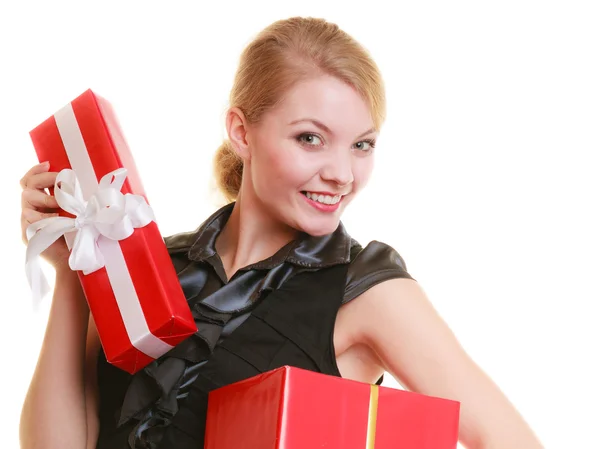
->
[461, 396, 545, 449]
[474, 426, 544, 449]
[20, 268, 90, 449]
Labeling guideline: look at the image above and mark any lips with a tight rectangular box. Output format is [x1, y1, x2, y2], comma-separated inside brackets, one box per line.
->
[301, 191, 342, 205]
[302, 190, 347, 197]
[301, 191, 343, 212]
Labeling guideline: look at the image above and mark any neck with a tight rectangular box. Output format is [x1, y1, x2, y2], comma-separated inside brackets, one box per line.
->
[215, 188, 300, 279]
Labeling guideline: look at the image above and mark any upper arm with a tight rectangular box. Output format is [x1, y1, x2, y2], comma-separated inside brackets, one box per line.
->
[354, 278, 543, 448]
[84, 314, 101, 449]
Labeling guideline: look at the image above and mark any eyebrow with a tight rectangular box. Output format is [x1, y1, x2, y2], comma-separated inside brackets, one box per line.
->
[288, 118, 376, 139]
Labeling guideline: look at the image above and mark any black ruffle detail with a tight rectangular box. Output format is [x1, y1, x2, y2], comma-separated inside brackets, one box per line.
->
[118, 261, 307, 448]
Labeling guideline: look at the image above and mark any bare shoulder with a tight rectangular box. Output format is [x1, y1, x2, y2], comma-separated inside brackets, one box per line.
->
[348, 277, 463, 389]
[335, 277, 421, 362]
[339, 278, 544, 448]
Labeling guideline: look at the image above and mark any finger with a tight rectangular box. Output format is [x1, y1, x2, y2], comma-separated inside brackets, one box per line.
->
[20, 162, 50, 188]
[22, 171, 59, 191]
[21, 208, 59, 226]
[21, 209, 59, 244]
[22, 188, 60, 211]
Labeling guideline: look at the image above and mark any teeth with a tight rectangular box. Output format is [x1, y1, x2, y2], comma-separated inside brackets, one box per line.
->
[304, 192, 341, 205]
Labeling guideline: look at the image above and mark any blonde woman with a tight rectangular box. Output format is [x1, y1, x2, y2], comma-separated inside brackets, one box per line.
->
[19, 16, 543, 449]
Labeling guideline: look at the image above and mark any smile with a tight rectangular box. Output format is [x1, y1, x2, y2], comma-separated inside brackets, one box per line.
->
[301, 191, 342, 205]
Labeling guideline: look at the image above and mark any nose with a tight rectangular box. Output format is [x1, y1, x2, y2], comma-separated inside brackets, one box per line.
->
[320, 147, 354, 188]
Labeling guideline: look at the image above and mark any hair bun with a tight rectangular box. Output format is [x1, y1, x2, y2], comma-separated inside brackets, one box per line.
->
[213, 140, 243, 202]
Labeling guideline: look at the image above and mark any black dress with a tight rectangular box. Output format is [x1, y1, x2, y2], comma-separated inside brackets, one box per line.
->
[95, 202, 415, 449]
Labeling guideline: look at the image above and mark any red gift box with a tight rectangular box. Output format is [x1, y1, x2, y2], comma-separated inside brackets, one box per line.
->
[205, 366, 460, 449]
[28, 89, 197, 374]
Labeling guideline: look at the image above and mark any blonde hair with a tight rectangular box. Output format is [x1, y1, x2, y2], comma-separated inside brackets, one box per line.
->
[214, 16, 387, 202]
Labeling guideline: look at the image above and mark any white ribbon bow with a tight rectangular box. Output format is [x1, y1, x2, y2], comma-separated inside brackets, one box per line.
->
[25, 168, 155, 307]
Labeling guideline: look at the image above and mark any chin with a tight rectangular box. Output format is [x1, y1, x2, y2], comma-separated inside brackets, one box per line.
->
[292, 198, 349, 237]
[297, 218, 341, 237]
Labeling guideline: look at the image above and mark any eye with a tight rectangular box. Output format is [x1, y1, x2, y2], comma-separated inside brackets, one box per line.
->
[353, 139, 376, 152]
[296, 133, 324, 147]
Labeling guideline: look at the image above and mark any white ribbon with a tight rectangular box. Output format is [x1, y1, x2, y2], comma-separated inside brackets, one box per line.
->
[26, 101, 175, 360]
[25, 167, 155, 307]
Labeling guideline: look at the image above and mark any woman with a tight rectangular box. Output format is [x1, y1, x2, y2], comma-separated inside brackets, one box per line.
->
[18, 16, 543, 449]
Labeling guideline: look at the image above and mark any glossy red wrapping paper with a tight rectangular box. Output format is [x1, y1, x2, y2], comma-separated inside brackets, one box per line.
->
[205, 366, 460, 448]
[29, 89, 197, 374]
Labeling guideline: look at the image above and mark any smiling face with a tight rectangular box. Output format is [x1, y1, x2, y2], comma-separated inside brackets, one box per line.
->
[240, 75, 378, 237]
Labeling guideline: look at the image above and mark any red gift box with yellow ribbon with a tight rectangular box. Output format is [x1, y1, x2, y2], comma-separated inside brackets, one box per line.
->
[205, 365, 460, 448]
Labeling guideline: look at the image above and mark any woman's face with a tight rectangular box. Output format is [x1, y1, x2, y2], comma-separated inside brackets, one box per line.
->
[244, 75, 378, 236]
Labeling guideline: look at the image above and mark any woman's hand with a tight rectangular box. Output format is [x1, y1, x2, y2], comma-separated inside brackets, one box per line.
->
[20, 162, 70, 270]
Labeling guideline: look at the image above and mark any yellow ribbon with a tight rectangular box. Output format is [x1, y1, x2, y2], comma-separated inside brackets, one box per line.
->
[365, 385, 379, 449]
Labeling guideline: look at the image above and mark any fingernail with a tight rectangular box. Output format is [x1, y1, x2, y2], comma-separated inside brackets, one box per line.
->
[40, 161, 50, 168]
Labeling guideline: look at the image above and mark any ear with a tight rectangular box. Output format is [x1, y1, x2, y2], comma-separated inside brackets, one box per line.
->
[226, 107, 251, 162]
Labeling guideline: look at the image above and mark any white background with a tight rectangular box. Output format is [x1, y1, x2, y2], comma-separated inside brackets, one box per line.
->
[1, 1, 599, 448]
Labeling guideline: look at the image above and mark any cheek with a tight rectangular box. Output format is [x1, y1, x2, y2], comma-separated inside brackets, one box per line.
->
[256, 142, 314, 187]
[251, 142, 298, 196]
[352, 158, 375, 190]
